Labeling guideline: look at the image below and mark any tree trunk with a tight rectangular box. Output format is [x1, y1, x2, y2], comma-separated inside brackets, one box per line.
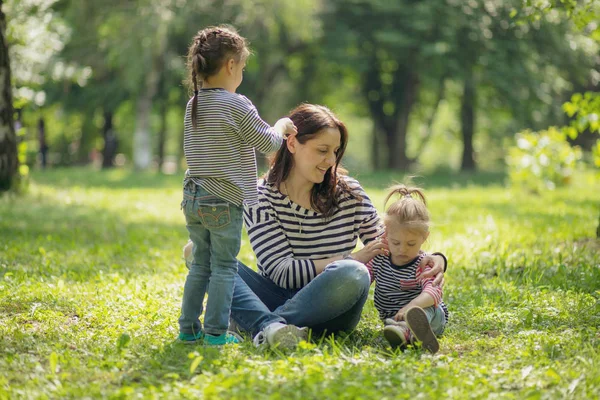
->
[371, 124, 382, 170]
[363, 57, 420, 171]
[364, 60, 391, 169]
[390, 71, 419, 170]
[133, 40, 163, 170]
[460, 66, 476, 171]
[101, 111, 117, 168]
[133, 68, 159, 170]
[38, 117, 48, 168]
[77, 116, 96, 165]
[157, 100, 167, 170]
[414, 75, 446, 157]
[0, 3, 18, 192]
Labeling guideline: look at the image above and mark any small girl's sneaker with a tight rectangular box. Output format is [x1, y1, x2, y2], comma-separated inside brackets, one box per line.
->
[253, 322, 308, 350]
[383, 324, 411, 349]
[384, 318, 405, 326]
[204, 332, 243, 346]
[178, 331, 204, 344]
[405, 307, 439, 354]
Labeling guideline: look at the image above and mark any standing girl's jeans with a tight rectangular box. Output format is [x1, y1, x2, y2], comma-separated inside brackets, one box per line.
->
[231, 259, 371, 336]
[178, 182, 243, 337]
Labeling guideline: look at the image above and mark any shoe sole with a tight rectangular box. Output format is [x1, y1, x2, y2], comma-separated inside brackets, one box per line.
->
[383, 326, 406, 348]
[269, 326, 308, 350]
[405, 307, 439, 354]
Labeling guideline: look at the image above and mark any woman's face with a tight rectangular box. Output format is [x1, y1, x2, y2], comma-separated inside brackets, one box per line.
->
[291, 127, 341, 185]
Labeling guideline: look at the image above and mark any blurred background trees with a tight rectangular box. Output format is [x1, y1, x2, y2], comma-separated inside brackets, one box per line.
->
[1, 0, 598, 190]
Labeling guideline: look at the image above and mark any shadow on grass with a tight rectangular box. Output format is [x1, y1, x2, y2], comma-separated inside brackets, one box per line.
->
[29, 167, 182, 190]
[0, 189, 186, 281]
[122, 340, 226, 385]
[123, 326, 412, 387]
[27, 166, 507, 192]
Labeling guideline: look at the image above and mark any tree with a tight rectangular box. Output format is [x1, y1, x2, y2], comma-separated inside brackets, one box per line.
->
[0, 0, 18, 192]
[521, 0, 600, 237]
[323, 0, 595, 172]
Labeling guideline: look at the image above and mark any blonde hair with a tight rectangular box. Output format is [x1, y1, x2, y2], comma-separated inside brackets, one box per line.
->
[383, 184, 430, 235]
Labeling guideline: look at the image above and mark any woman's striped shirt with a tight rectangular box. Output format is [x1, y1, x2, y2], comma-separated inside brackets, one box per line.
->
[371, 252, 447, 321]
[243, 176, 383, 289]
[183, 88, 283, 206]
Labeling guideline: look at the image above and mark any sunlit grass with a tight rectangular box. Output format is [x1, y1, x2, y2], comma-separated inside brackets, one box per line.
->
[1, 167, 599, 399]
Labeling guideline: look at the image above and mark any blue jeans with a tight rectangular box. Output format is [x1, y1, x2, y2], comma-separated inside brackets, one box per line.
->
[422, 304, 446, 336]
[178, 183, 243, 336]
[230, 259, 371, 336]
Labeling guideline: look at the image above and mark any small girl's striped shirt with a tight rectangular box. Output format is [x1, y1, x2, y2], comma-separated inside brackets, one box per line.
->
[183, 88, 283, 206]
[371, 252, 448, 321]
[243, 176, 382, 289]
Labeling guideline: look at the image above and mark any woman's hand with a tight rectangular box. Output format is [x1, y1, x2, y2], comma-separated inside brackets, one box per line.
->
[351, 237, 388, 264]
[418, 254, 445, 287]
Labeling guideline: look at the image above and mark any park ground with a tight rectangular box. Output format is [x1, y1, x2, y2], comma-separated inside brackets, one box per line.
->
[1, 168, 599, 399]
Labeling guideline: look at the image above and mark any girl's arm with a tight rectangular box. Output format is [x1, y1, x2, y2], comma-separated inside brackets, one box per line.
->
[237, 101, 283, 154]
[394, 292, 435, 321]
[395, 263, 443, 320]
[356, 191, 384, 247]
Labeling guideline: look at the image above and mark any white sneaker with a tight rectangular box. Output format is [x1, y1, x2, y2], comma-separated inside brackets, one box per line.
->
[384, 318, 405, 326]
[253, 322, 308, 350]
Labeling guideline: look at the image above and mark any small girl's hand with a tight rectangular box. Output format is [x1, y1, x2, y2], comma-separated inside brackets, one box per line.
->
[394, 307, 408, 321]
[274, 117, 298, 138]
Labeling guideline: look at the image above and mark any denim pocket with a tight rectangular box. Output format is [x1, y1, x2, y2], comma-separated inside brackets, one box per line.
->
[198, 202, 231, 229]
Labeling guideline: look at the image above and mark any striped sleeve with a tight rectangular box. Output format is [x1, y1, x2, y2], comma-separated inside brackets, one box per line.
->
[244, 199, 317, 289]
[236, 96, 283, 154]
[416, 264, 443, 306]
[345, 178, 384, 245]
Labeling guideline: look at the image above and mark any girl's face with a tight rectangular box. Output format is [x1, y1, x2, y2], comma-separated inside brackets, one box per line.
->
[289, 127, 341, 185]
[385, 223, 429, 265]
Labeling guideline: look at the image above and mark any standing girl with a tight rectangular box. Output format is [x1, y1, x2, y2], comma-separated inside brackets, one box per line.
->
[178, 26, 297, 345]
[370, 184, 448, 353]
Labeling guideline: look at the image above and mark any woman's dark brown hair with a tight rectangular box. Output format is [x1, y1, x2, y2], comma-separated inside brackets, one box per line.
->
[266, 104, 360, 217]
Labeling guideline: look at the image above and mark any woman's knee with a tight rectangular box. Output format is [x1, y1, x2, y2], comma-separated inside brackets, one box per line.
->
[328, 260, 370, 295]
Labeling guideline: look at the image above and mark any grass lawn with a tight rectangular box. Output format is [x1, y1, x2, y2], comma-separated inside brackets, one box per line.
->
[1, 167, 599, 399]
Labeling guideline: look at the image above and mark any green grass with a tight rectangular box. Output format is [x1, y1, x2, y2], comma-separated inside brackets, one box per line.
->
[1, 167, 599, 399]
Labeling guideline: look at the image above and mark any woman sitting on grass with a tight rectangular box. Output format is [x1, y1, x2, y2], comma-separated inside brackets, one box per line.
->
[184, 103, 447, 349]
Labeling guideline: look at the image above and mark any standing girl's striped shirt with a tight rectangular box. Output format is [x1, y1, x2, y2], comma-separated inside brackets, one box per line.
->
[183, 88, 283, 206]
[243, 176, 382, 289]
[371, 252, 448, 321]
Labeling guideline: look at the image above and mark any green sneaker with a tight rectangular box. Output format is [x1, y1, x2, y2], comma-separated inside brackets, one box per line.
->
[204, 332, 243, 346]
[178, 331, 203, 344]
